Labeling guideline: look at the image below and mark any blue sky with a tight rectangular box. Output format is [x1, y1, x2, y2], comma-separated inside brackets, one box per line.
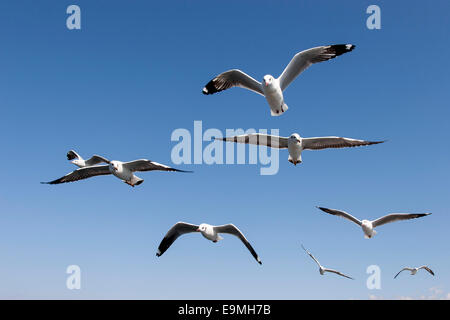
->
[0, 0, 449, 299]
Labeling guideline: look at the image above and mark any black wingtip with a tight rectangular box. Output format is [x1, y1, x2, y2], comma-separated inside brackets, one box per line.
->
[338, 43, 355, 52]
[329, 44, 356, 56]
[202, 80, 220, 95]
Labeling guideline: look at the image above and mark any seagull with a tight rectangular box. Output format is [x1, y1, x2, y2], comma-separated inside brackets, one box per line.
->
[316, 207, 431, 239]
[156, 222, 262, 265]
[42, 159, 191, 187]
[215, 133, 384, 165]
[202, 44, 355, 116]
[66, 150, 110, 168]
[301, 244, 353, 280]
[394, 266, 435, 279]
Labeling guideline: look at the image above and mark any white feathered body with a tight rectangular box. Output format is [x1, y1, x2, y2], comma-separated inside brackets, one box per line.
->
[109, 161, 143, 186]
[262, 77, 287, 116]
[199, 224, 223, 242]
[319, 266, 325, 275]
[288, 137, 303, 165]
[361, 220, 377, 239]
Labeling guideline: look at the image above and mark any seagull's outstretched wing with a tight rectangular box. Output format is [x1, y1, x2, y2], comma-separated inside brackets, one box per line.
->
[202, 69, 264, 96]
[214, 224, 262, 264]
[394, 267, 414, 279]
[418, 266, 435, 276]
[67, 150, 81, 161]
[316, 207, 362, 226]
[372, 213, 431, 228]
[302, 137, 385, 150]
[215, 133, 288, 149]
[122, 160, 192, 173]
[41, 165, 111, 184]
[156, 222, 199, 257]
[278, 44, 355, 91]
[324, 268, 354, 280]
[301, 244, 321, 267]
[85, 155, 110, 167]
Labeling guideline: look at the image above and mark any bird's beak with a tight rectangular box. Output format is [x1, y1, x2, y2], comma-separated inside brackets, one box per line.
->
[297, 139, 301, 143]
[196, 228, 200, 232]
[265, 82, 268, 87]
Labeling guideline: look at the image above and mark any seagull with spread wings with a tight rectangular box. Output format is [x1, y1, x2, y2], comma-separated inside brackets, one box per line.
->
[301, 244, 353, 280]
[216, 133, 384, 165]
[42, 158, 191, 187]
[394, 266, 435, 279]
[316, 207, 431, 239]
[202, 44, 355, 116]
[66, 150, 109, 168]
[156, 222, 262, 265]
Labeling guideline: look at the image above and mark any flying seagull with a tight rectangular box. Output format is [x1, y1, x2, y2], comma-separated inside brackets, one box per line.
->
[215, 133, 384, 165]
[66, 150, 109, 168]
[301, 244, 353, 280]
[156, 222, 262, 265]
[202, 44, 355, 116]
[394, 266, 435, 279]
[42, 159, 191, 187]
[316, 207, 431, 239]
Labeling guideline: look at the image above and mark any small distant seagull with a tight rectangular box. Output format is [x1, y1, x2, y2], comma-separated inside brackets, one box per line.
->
[42, 159, 191, 187]
[394, 266, 435, 279]
[202, 44, 355, 116]
[66, 150, 109, 168]
[156, 222, 262, 265]
[215, 133, 384, 165]
[301, 244, 353, 280]
[316, 207, 431, 239]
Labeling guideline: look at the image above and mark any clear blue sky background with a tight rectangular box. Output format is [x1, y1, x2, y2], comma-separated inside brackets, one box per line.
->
[0, 0, 449, 299]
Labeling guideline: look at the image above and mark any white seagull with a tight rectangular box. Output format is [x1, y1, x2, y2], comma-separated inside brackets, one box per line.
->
[216, 133, 384, 165]
[301, 244, 353, 280]
[394, 266, 435, 279]
[202, 44, 355, 116]
[66, 150, 109, 168]
[156, 222, 262, 265]
[42, 159, 191, 187]
[316, 207, 431, 239]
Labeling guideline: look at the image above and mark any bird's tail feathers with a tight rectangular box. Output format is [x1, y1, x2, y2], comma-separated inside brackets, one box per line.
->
[270, 103, 288, 116]
[130, 176, 144, 186]
[364, 230, 377, 239]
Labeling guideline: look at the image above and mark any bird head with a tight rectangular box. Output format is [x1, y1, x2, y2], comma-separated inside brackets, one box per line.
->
[196, 224, 208, 233]
[109, 161, 119, 172]
[263, 75, 274, 87]
[289, 133, 302, 144]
